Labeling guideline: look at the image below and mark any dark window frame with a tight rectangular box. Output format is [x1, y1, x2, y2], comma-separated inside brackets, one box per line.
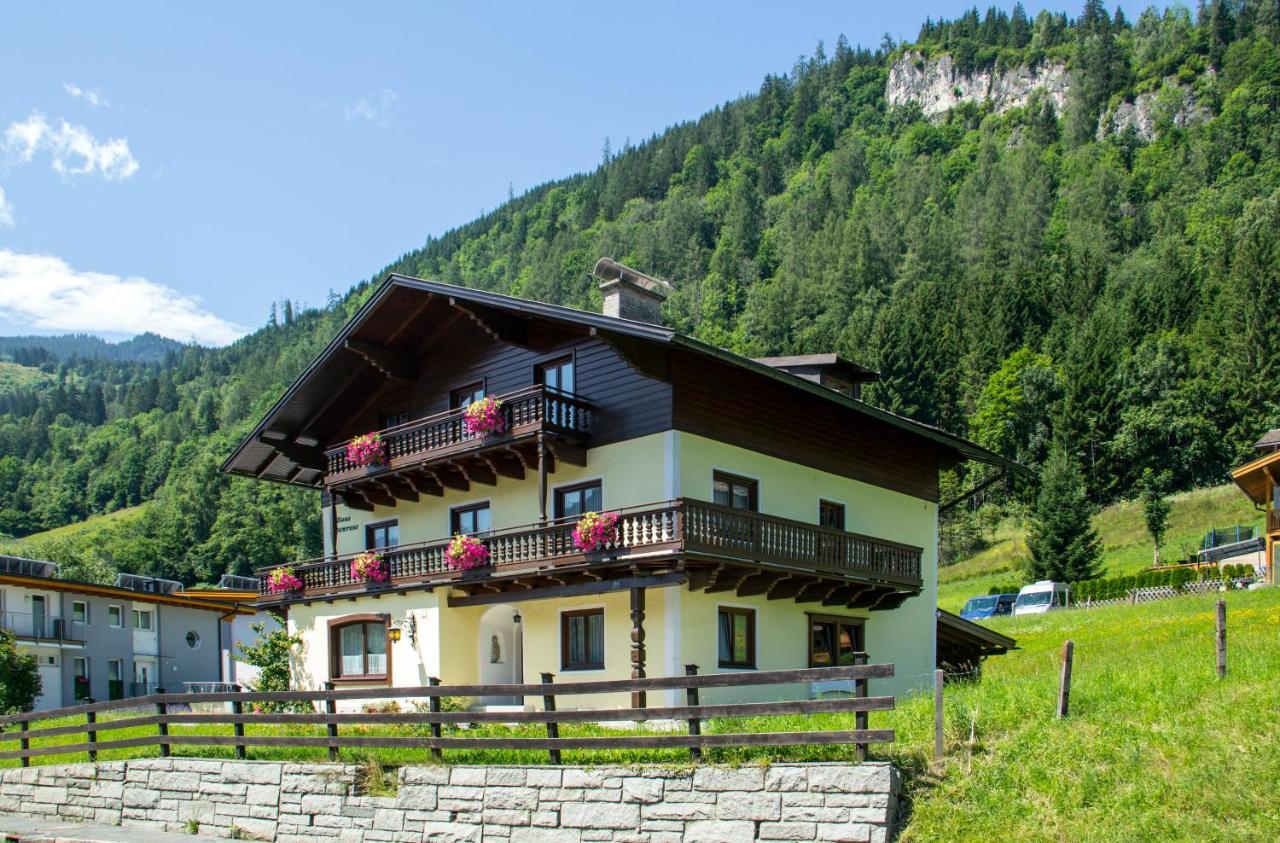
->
[560, 608, 605, 671]
[717, 606, 757, 669]
[365, 519, 399, 550]
[378, 409, 410, 430]
[450, 501, 493, 536]
[450, 380, 487, 410]
[819, 500, 846, 530]
[328, 614, 391, 684]
[535, 352, 577, 395]
[713, 471, 758, 512]
[807, 613, 866, 668]
[554, 480, 603, 522]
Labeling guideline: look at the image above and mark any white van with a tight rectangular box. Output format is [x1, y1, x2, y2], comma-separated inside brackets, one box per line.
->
[1013, 580, 1070, 616]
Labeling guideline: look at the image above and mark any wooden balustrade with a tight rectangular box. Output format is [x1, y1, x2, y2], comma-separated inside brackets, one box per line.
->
[1268, 508, 1280, 534]
[0, 663, 895, 767]
[260, 500, 920, 598]
[324, 386, 592, 479]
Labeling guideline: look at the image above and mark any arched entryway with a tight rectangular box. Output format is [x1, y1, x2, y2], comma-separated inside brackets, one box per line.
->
[477, 604, 523, 706]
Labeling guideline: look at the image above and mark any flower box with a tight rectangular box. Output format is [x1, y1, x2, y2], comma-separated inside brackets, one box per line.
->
[446, 534, 490, 570]
[351, 551, 389, 583]
[463, 396, 507, 436]
[267, 566, 304, 594]
[346, 433, 386, 468]
[572, 511, 620, 553]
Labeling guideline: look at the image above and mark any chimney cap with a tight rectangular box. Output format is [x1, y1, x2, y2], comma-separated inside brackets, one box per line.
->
[592, 258, 673, 300]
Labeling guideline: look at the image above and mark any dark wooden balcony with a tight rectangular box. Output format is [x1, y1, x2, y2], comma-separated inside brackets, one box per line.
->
[1269, 508, 1280, 534]
[324, 386, 591, 505]
[258, 499, 923, 611]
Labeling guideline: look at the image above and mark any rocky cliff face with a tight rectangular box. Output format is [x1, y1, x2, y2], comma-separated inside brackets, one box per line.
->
[886, 51, 1069, 118]
[1096, 76, 1213, 141]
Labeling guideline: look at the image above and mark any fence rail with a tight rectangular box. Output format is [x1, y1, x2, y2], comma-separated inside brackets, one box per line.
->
[0, 663, 894, 767]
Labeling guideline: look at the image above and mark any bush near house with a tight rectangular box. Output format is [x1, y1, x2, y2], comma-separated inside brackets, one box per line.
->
[0, 628, 40, 714]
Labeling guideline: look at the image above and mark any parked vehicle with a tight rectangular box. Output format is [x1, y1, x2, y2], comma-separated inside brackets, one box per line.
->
[1014, 581, 1071, 616]
[960, 593, 1017, 621]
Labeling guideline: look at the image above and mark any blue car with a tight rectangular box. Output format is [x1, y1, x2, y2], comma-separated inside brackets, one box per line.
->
[960, 593, 1017, 621]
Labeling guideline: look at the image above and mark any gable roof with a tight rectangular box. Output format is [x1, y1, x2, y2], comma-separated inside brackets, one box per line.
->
[223, 274, 1026, 484]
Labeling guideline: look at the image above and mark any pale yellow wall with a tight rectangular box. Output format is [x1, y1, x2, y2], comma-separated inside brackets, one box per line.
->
[674, 432, 938, 699]
[330, 433, 670, 556]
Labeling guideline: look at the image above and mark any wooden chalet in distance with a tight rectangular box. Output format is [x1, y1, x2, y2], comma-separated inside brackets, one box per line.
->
[1230, 428, 1280, 586]
[224, 259, 1022, 708]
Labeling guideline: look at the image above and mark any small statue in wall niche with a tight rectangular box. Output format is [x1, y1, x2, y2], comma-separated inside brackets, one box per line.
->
[490, 634, 502, 664]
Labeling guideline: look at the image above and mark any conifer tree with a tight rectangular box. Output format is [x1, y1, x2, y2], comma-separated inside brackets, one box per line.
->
[1026, 445, 1102, 582]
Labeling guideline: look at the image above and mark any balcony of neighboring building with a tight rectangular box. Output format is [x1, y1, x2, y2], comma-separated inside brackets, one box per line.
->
[0, 611, 86, 647]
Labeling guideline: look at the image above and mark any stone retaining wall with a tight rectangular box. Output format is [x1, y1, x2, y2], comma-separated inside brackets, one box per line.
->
[0, 758, 900, 842]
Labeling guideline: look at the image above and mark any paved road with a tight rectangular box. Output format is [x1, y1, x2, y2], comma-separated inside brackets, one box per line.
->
[1, 817, 202, 843]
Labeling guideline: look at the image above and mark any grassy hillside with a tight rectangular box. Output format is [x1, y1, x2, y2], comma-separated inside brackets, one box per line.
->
[939, 484, 1262, 611]
[891, 587, 1280, 841]
[0, 360, 50, 394]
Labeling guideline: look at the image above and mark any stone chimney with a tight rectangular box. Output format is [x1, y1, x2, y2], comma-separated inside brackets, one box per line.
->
[592, 258, 673, 324]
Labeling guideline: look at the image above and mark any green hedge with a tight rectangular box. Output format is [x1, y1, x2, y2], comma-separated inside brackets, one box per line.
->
[988, 565, 1256, 602]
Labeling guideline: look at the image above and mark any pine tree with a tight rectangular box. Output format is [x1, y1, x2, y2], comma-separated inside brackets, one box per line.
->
[1026, 445, 1103, 582]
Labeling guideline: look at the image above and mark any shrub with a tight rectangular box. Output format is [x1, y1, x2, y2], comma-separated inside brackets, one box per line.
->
[0, 628, 40, 714]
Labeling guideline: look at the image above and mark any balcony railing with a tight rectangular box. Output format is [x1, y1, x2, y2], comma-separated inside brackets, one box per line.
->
[324, 385, 592, 483]
[1, 612, 86, 644]
[1268, 508, 1280, 534]
[258, 499, 923, 598]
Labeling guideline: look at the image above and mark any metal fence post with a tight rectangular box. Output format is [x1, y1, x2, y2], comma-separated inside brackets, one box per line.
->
[854, 653, 869, 763]
[323, 681, 339, 762]
[428, 677, 443, 762]
[540, 672, 560, 764]
[684, 664, 702, 761]
[86, 700, 98, 763]
[155, 689, 170, 758]
[231, 684, 246, 760]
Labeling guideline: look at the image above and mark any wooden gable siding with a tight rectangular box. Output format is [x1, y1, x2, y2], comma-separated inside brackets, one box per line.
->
[328, 327, 672, 448]
[670, 351, 943, 502]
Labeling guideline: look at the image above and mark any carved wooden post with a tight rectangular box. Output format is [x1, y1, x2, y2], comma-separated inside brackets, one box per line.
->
[630, 587, 646, 709]
[324, 681, 339, 762]
[231, 684, 246, 760]
[86, 701, 98, 763]
[537, 433, 548, 525]
[684, 664, 702, 761]
[428, 677, 443, 762]
[541, 672, 560, 764]
[156, 689, 170, 758]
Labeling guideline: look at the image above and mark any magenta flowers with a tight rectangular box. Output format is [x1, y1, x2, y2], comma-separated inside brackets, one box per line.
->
[463, 396, 506, 436]
[445, 534, 490, 570]
[267, 566, 303, 594]
[351, 551, 389, 583]
[572, 511, 620, 553]
[346, 432, 386, 468]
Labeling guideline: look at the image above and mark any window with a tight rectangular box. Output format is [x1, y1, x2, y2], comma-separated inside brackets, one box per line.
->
[73, 657, 90, 702]
[451, 503, 492, 536]
[537, 357, 575, 394]
[71, 600, 89, 625]
[330, 618, 389, 680]
[365, 520, 399, 550]
[713, 472, 757, 511]
[132, 609, 153, 631]
[107, 605, 123, 628]
[450, 381, 486, 409]
[107, 659, 124, 701]
[555, 481, 602, 521]
[717, 607, 756, 668]
[561, 608, 604, 671]
[378, 410, 409, 429]
[819, 500, 846, 530]
[185, 631, 201, 650]
[808, 615, 865, 667]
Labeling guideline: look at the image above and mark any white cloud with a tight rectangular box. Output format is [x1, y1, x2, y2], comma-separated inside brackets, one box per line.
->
[0, 188, 12, 229]
[0, 250, 246, 346]
[345, 89, 398, 125]
[63, 83, 109, 109]
[4, 112, 138, 181]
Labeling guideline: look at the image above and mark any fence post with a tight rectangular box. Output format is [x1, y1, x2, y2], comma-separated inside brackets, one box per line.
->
[19, 718, 30, 768]
[86, 700, 98, 763]
[428, 677, 443, 762]
[684, 664, 701, 761]
[1057, 640, 1074, 719]
[156, 689, 170, 758]
[540, 672, 560, 764]
[231, 684, 246, 760]
[323, 681, 339, 762]
[854, 653, 869, 763]
[1216, 599, 1227, 679]
[934, 669, 945, 761]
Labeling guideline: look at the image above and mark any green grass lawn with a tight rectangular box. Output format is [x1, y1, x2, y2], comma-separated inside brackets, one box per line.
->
[939, 483, 1261, 612]
[6, 505, 147, 546]
[3, 588, 1276, 840]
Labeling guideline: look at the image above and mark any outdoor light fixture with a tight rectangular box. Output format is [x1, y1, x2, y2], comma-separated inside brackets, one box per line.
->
[388, 621, 402, 643]
[513, 611, 522, 625]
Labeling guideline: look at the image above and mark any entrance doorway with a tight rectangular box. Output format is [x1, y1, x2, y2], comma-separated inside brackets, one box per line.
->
[477, 604, 522, 706]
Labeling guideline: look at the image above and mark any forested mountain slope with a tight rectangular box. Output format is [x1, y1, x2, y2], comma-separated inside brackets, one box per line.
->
[4, 1, 1280, 584]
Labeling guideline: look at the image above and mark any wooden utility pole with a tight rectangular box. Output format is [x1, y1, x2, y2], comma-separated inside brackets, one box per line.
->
[1057, 640, 1074, 719]
[933, 668, 944, 760]
[1216, 599, 1227, 679]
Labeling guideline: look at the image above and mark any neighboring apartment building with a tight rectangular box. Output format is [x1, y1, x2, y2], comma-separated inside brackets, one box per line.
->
[0, 557, 249, 710]
[224, 261, 1023, 708]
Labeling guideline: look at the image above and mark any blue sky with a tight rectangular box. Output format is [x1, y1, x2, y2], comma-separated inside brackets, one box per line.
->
[0, 1, 1150, 345]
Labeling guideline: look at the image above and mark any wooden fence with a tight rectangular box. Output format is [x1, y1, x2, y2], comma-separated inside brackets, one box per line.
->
[0, 663, 894, 768]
